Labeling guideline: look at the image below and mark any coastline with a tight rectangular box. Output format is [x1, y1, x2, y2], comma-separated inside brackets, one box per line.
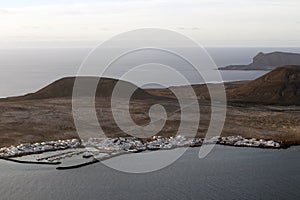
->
[0, 135, 288, 164]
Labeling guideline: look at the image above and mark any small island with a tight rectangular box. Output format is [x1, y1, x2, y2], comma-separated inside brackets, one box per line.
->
[0, 65, 299, 162]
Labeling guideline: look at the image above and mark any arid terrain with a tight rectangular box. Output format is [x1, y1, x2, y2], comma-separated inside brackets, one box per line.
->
[0, 66, 299, 147]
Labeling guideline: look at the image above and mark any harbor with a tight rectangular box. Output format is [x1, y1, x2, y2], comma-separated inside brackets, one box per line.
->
[0, 135, 282, 167]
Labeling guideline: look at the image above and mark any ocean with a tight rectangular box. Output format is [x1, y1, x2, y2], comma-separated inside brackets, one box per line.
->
[0, 146, 299, 200]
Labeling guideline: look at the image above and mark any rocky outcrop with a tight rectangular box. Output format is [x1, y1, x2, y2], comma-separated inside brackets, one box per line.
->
[220, 52, 300, 70]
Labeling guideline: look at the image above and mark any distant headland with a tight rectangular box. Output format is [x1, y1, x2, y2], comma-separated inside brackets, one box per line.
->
[219, 51, 300, 70]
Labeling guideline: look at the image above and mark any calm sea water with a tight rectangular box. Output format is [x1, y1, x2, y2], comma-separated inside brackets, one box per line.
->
[0, 146, 299, 200]
[1, 47, 300, 98]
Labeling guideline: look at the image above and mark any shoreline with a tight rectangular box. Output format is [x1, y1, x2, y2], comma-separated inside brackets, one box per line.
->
[0, 157, 61, 165]
[0, 135, 288, 160]
[0, 136, 293, 170]
[0, 139, 81, 158]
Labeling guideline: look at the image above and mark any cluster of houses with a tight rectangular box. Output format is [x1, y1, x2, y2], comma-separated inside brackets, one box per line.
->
[0, 139, 80, 158]
[84, 135, 281, 153]
[83, 135, 203, 153]
[0, 135, 282, 159]
[218, 136, 281, 148]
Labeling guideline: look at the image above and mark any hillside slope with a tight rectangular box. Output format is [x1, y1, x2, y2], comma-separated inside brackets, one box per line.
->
[228, 66, 300, 105]
[2, 77, 155, 101]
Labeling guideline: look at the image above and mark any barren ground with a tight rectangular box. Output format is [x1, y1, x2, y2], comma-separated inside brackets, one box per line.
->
[0, 81, 299, 147]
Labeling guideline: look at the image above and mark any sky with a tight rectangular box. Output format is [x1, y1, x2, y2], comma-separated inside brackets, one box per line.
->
[0, 0, 299, 47]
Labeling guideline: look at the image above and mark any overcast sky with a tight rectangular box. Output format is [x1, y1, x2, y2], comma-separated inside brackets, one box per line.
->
[0, 0, 299, 47]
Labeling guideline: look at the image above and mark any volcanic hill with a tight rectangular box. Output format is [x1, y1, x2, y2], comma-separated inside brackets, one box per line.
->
[3, 77, 156, 101]
[228, 65, 300, 105]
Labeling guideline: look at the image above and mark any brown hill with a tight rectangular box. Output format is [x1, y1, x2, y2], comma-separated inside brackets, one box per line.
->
[0, 77, 173, 146]
[228, 65, 300, 105]
[2, 77, 156, 101]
